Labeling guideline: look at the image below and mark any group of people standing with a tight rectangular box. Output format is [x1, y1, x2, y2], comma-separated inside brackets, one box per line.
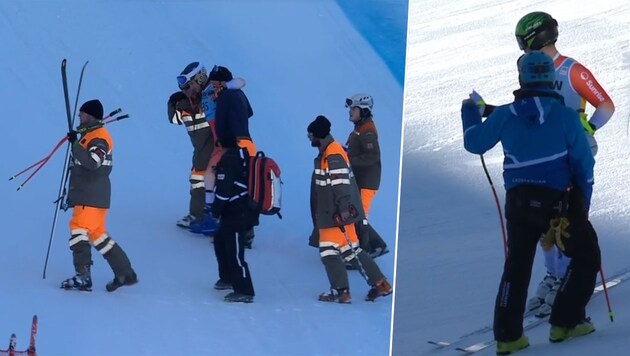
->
[57, 59, 394, 305]
[168, 63, 392, 303]
[461, 11, 615, 355]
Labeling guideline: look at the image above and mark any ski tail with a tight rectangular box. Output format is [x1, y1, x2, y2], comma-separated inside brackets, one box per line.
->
[28, 315, 37, 356]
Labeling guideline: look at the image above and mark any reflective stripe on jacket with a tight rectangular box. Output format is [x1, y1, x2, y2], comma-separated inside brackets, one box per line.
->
[67, 125, 113, 208]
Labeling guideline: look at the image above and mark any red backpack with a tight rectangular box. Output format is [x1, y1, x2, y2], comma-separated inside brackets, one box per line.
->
[248, 151, 282, 218]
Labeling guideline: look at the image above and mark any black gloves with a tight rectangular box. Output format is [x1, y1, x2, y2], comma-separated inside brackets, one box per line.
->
[67, 130, 78, 144]
[169, 91, 187, 105]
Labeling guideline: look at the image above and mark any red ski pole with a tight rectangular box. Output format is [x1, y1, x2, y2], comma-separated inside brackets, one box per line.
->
[12, 109, 127, 190]
[480, 155, 508, 259]
[599, 265, 614, 322]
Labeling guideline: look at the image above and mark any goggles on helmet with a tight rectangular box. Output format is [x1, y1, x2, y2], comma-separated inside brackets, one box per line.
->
[177, 64, 204, 90]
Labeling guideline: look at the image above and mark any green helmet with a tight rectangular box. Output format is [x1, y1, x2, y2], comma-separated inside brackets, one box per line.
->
[515, 12, 558, 51]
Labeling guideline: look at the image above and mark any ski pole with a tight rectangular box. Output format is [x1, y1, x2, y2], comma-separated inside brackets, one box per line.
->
[43, 59, 87, 279]
[334, 207, 369, 283]
[12, 110, 127, 190]
[480, 155, 508, 259]
[9, 137, 67, 181]
[599, 264, 614, 322]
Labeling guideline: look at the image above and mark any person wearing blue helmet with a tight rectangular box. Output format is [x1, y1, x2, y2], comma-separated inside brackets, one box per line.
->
[461, 51, 601, 354]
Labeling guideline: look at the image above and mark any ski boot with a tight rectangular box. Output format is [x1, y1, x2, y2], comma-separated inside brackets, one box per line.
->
[526, 272, 556, 312]
[189, 215, 220, 236]
[318, 288, 351, 304]
[224, 292, 254, 303]
[496, 335, 529, 355]
[176, 214, 195, 228]
[549, 318, 595, 343]
[534, 277, 561, 318]
[61, 265, 92, 291]
[106, 270, 138, 292]
[366, 278, 392, 301]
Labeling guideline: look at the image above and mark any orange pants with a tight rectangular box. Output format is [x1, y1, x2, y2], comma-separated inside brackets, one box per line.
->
[360, 189, 377, 217]
[69, 206, 109, 244]
[319, 223, 358, 247]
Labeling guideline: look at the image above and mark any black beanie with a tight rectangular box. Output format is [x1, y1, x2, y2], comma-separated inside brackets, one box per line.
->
[307, 115, 331, 139]
[80, 99, 104, 120]
[209, 66, 233, 82]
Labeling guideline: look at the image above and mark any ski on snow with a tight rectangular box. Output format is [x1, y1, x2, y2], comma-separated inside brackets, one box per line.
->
[453, 268, 630, 354]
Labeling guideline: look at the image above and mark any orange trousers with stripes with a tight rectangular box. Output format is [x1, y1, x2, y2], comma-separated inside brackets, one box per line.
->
[319, 223, 358, 247]
[69, 206, 108, 243]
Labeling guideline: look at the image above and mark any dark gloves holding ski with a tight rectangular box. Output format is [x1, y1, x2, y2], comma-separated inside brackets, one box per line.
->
[542, 217, 570, 251]
[67, 130, 78, 144]
[333, 205, 358, 227]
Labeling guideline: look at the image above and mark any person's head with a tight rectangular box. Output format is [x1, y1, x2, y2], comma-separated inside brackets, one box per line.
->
[517, 51, 555, 89]
[78, 99, 104, 125]
[515, 12, 558, 53]
[177, 62, 208, 97]
[345, 93, 373, 123]
[307, 115, 331, 148]
[208, 65, 233, 92]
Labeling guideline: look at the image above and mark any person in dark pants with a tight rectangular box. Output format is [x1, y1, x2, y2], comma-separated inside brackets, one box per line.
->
[209, 65, 257, 248]
[461, 51, 599, 355]
[211, 136, 259, 303]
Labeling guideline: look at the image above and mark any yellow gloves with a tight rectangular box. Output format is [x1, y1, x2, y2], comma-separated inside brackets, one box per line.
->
[580, 113, 596, 135]
[542, 217, 570, 251]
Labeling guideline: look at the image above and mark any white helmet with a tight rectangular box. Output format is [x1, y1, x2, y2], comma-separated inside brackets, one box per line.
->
[345, 93, 373, 112]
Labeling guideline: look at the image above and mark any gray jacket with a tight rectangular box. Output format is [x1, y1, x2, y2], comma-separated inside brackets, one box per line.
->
[310, 135, 365, 229]
[346, 117, 381, 190]
[167, 93, 215, 171]
[67, 124, 113, 209]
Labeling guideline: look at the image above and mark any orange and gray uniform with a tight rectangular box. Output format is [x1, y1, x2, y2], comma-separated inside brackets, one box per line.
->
[67, 123, 133, 276]
[310, 135, 386, 289]
[345, 117, 388, 257]
[168, 95, 215, 219]
[346, 117, 381, 216]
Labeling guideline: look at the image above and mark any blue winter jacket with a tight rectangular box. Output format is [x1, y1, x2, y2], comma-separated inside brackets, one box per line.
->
[461, 89, 595, 208]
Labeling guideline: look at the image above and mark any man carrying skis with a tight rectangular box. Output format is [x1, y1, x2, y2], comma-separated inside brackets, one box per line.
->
[344, 93, 389, 259]
[308, 115, 392, 303]
[62, 99, 137, 292]
[462, 51, 601, 354]
[474, 11, 615, 318]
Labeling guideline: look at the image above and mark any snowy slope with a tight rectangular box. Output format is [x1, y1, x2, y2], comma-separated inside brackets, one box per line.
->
[0, 1, 406, 355]
[393, 0, 630, 355]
